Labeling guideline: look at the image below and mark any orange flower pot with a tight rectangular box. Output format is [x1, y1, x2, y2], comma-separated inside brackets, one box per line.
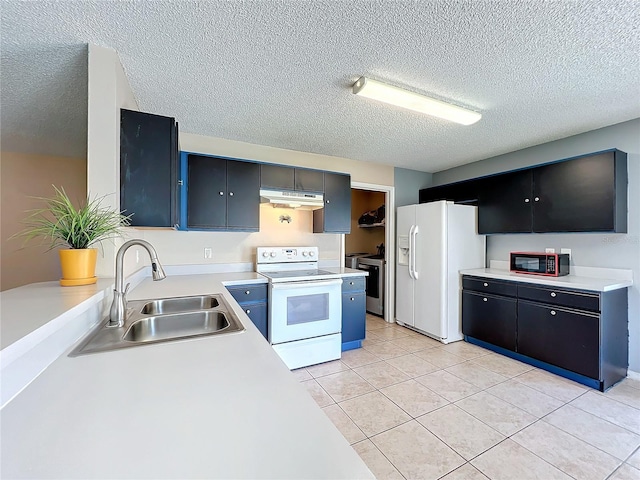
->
[59, 249, 98, 286]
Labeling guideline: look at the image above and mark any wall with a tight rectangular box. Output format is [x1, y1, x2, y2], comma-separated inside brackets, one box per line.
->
[345, 189, 385, 254]
[432, 118, 640, 372]
[1, 152, 86, 290]
[394, 167, 433, 208]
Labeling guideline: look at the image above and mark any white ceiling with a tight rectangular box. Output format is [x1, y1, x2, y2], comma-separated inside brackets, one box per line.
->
[2, 1, 639, 172]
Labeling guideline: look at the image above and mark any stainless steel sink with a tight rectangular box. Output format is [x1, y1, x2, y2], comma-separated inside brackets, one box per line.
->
[140, 295, 220, 315]
[124, 311, 230, 343]
[69, 293, 244, 356]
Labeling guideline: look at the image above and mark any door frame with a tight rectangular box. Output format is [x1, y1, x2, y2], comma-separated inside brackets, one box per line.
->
[344, 181, 395, 325]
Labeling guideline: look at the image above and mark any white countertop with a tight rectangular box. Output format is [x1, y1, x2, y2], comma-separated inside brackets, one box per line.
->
[0, 272, 373, 479]
[460, 268, 633, 292]
[323, 267, 368, 277]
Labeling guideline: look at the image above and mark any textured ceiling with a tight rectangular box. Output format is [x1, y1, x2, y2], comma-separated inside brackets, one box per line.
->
[2, 1, 639, 171]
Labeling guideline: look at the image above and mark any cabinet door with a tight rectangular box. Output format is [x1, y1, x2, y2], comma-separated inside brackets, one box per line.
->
[342, 291, 366, 343]
[295, 168, 324, 192]
[187, 155, 227, 228]
[462, 291, 516, 351]
[120, 109, 178, 227]
[227, 160, 260, 230]
[314, 172, 351, 233]
[517, 301, 599, 379]
[241, 302, 268, 341]
[533, 152, 618, 232]
[260, 164, 294, 190]
[478, 170, 532, 234]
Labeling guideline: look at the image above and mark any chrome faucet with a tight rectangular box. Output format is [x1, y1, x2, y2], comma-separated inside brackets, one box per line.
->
[108, 239, 166, 327]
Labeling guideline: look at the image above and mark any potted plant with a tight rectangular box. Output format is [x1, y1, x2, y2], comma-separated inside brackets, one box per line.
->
[15, 185, 131, 286]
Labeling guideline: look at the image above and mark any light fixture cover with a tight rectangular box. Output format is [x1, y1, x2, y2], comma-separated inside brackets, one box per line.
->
[352, 76, 481, 125]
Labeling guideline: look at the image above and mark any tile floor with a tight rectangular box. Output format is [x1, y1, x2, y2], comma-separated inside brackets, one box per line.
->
[294, 314, 640, 480]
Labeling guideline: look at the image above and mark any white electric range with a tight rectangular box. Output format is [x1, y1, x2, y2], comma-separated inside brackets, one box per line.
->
[256, 247, 343, 369]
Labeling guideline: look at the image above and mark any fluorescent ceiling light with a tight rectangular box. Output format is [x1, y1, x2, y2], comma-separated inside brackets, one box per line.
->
[352, 76, 481, 126]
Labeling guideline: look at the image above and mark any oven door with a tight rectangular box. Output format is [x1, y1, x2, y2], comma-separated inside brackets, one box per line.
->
[269, 278, 342, 344]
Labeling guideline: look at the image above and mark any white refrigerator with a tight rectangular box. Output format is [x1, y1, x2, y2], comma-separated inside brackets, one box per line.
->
[396, 201, 485, 343]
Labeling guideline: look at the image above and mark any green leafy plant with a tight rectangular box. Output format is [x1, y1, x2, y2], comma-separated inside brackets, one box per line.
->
[15, 186, 131, 250]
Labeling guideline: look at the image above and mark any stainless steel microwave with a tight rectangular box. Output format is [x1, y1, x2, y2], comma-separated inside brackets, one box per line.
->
[510, 252, 570, 277]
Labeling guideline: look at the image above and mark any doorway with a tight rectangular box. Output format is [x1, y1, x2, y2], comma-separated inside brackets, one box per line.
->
[343, 182, 395, 324]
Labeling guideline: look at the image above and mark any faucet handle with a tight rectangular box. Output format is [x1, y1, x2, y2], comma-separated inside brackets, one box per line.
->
[124, 283, 130, 297]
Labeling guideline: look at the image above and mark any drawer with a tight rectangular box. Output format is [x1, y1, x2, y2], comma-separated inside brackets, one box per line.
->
[240, 302, 268, 341]
[342, 276, 365, 293]
[518, 285, 600, 312]
[226, 283, 268, 304]
[462, 276, 517, 297]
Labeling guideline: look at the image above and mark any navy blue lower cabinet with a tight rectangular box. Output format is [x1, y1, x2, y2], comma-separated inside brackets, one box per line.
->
[341, 276, 366, 351]
[226, 284, 268, 341]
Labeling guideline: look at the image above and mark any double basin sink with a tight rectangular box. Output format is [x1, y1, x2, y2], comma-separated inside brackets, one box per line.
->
[70, 294, 245, 356]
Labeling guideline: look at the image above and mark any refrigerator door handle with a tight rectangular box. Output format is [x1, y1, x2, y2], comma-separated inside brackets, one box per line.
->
[412, 225, 419, 279]
[408, 225, 415, 279]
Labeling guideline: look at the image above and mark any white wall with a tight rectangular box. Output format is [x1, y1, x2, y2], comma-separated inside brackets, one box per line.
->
[432, 119, 640, 372]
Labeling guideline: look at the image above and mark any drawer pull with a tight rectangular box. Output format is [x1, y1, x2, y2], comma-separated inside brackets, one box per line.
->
[245, 290, 251, 295]
[229, 192, 234, 196]
[219, 191, 224, 196]
[350, 297, 355, 301]
[550, 292, 557, 298]
[483, 282, 488, 287]
[245, 309, 251, 314]
[483, 297, 488, 302]
[550, 310, 556, 316]
[350, 281, 354, 285]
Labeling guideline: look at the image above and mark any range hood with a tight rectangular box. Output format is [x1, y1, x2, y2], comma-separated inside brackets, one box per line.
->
[259, 189, 324, 210]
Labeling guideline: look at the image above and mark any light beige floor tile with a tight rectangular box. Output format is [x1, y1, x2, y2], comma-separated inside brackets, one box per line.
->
[602, 382, 640, 410]
[416, 370, 482, 402]
[512, 421, 621, 480]
[366, 322, 388, 332]
[371, 420, 465, 480]
[455, 391, 536, 436]
[371, 327, 413, 341]
[362, 341, 409, 360]
[440, 463, 489, 480]
[471, 439, 572, 480]
[414, 348, 467, 368]
[339, 391, 411, 437]
[446, 362, 508, 389]
[353, 361, 410, 389]
[322, 404, 366, 444]
[514, 369, 587, 402]
[380, 379, 449, 417]
[385, 354, 439, 378]
[291, 368, 312, 381]
[628, 448, 640, 469]
[361, 336, 384, 348]
[487, 379, 564, 417]
[390, 334, 442, 353]
[305, 359, 350, 378]
[352, 439, 404, 480]
[364, 330, 385, 343]
[301, 379, 334, 407]
[609, 464, 640, 480]
[438, 341, 491, 360]
[340, 348, 380, 368]
[571, 391, 640, 434]
[417, 404, 505, 461]
[624, 377, 640, 391]
[315, 370, 375, 402]
[471, 353, 534, 377]
[544, 405, 640, 461]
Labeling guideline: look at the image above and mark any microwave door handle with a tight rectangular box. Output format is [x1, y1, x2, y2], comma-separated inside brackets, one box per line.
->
[412, 225, 419, 280]
[408, 225, 415, 279]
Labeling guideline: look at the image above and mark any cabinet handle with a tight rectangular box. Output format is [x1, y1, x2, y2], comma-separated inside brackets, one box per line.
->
[534, 197, 540, 202]
[550, 292, 557, 297]
[245, 290, 250, 295]
[483, 282, 488, 287]
[483, 298, 488, 302]
[349, 281, 354, 285]
[219, 191, 224, 196]
[350, 297, 355, 301]
[245, 309, 251, 314]
[326, 200, 330, 204]
[229, 192, 234, 196]
[550, 310, 556, 316]
[524, 198, 530, 203]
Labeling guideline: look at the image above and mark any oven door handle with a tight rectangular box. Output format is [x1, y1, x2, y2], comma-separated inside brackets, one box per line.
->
[271, 278, 343, 289]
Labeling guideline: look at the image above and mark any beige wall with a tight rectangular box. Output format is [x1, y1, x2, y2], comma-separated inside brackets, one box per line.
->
[1, 151, 86, 291]
[345, 189, 385, 254]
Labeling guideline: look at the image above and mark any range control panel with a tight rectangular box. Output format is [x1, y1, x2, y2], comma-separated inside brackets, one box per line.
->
[256, 246, 318, 264]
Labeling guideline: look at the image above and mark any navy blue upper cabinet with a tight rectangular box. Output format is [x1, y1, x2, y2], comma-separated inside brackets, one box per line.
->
[313, 172, 351, 233]
[120, 109, 178, 227]
[186, 154, 260, 231]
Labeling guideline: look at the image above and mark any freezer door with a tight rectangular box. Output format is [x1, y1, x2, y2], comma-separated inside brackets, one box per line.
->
[395, 205, 415, 326]
[413, 201, 447, 339]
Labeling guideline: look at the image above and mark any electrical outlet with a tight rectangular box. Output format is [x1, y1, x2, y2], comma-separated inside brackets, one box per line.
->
[561, 248, 571, 257]
[204, 248, 213, 259]
[545, 248, 555, 253]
